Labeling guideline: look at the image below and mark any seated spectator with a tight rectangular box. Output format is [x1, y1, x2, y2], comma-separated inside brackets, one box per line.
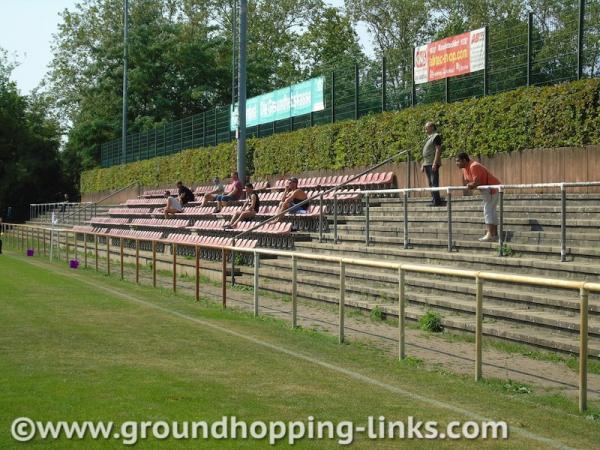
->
[455, 152, 502, 242]
[162, 191, 183, 218]
[224, 183, 260, 229]
[273, 177, 308, 221]
[214, 171, 243, 213]
[201, 177, 225, 207]
[176, 181, 195, 205]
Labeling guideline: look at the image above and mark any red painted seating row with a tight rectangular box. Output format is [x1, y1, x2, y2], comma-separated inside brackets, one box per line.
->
[90, 217, 130, 226]
[189, 220, 292, 234]
[271, 172, 394, 190]
[130, 218, 189, 229]
[165, 233, 257, 249]
[109, 208, 152, 216]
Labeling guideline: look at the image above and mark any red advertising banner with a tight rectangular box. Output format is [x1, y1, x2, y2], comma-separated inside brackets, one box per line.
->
[414, 28, 486, 85]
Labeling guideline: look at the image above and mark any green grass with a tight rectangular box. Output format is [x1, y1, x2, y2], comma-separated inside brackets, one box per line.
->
[1, 253, 600, 448]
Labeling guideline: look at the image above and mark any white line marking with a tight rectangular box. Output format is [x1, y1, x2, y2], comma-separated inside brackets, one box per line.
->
[13, 256, 576, 449]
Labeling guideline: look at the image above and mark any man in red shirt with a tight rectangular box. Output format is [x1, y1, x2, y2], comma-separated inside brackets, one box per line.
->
[214, 171, 244, 213]
[455, 152, 502, 242]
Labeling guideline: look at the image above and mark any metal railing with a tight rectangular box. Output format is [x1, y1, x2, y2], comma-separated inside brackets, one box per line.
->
[351, 181, 600, 262]
[29, 202, 95, 225]
[29, 181, 141, 226]
[1, 221, 597, 412]
[100, 0, 597, 167]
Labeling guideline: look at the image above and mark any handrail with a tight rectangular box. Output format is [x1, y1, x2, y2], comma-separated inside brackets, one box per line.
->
[232, 149, 408, 242]
[92, 180, 141, 206]
[357, 180, 600, 262]
[355, 180, 600, 195]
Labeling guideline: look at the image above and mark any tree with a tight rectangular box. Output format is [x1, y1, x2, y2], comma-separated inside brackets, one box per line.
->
[0, 50, 66, 222]
[297, 6, 367, 75]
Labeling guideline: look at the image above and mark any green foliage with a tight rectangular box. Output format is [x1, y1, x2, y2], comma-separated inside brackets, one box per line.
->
[81, 142, 237, 192]
[418, 311, 444, 332]
[0, 49, 67, 220]
[81, 79, 600, 193]
[369, 306, 384, 321]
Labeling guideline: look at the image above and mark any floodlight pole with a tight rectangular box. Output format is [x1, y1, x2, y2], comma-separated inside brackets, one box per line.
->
[236, 0, 247, 183]
[122, 0, 129, 165]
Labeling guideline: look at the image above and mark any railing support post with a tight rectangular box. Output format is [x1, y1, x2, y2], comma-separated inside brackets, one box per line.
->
[498, 190, 505, 256]
[365, 194, 370, 246]
[253, 253, 260, 317]
[561, 186, 567, 262]
[172, 243, 177, 293]
[403, 191, 409, 249]
[292, 255, 298, 328]
[339, 261, 345, 344]
[135, 239, 139, 283]
[120, 237, 124, 280]
[84, 233, 88, 268]
[106, 235, 111, 275]
[399, 268, 406, 360]
[579, 287, 589, 412]
[195, 246, 200, 302]
[475, 275, 483, 381]
[447, 190, 453, 252]
[222, 248, 227, 309]
[95, 235, 98, 271]
[333, 193, 338, 244]
[319, 195, 324, 243]
[152, 241, 157, 288]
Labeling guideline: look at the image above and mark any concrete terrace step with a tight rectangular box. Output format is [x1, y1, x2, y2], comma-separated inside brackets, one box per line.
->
[256, 257, 600, 314]
[248, 262, 600, 335]
[236, 274, 600, 358]
[292, 240, 600, 279]
[333, 223, 600, 244]
[312, 233, 600, 262]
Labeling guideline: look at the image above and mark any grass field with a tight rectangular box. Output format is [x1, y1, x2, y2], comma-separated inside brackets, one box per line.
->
[1, 253, 599, 449]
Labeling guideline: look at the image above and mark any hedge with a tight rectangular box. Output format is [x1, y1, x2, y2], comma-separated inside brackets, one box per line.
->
[81, 78, 600, 193]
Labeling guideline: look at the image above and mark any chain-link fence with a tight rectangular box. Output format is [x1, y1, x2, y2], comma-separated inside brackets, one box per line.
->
[101, 0, 599, 168]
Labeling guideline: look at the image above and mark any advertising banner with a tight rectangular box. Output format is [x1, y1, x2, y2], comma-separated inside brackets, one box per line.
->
[230, 76, 325, 131]
[414, 28, 486, 85]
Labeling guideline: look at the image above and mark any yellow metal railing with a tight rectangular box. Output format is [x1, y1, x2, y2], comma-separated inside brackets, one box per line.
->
[1, 222, 597, 412]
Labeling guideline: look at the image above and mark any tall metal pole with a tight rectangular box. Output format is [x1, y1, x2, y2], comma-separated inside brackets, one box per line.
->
[237, 0, 248, 183]
[577, 0, 585, 80]
[121, 0, 129, 165]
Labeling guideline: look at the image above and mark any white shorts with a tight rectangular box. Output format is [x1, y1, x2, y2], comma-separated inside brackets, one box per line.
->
[481, 190, 499, 225]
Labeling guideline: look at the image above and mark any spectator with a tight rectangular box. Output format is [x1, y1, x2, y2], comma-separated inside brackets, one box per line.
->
[273, 177, 308, 221]
[0, 217, 3, 255]
[455, 152, 502, 242]
[224, 183, 260, 229]
[214, 172, 244, 213]
[60, 193, 69, 213]
[201, 177, 225, 207]
[163, 190, 183, 218]
[176, 181, 195, 205]
[421, 121, 444, 206]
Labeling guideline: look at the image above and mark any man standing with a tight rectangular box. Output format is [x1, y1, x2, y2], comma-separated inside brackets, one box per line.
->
[421, 121, 444, 206]
[455, 152, 502, 242]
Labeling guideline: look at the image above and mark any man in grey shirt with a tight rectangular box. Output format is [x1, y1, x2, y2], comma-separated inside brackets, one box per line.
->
[421, 121, 444, 206]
